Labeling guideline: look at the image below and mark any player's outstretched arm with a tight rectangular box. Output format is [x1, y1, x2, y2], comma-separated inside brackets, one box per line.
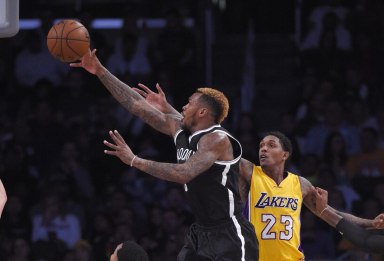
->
[313, 187, 384, 254]
[0, 179, 7, 218]
[301, 177, 384, 229]
[70, 49, 180, 136]
[104, 130, 227, 184]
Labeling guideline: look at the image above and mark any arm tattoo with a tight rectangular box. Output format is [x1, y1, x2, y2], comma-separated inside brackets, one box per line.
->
[98, 69, 179, 135]
[141, 160, 192, 184]
[98, 69, 142, 110]
[335, 210, 372, 228]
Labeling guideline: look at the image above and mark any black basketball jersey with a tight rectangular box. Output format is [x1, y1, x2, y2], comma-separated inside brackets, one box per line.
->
[174, 124, 244, 225]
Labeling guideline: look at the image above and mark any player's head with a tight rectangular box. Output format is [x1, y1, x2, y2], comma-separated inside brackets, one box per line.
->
[259, 131, 292, 167]
[181, 87, 229, 131]
[196, 88, 229, 124]
[110, 241, 149, 261]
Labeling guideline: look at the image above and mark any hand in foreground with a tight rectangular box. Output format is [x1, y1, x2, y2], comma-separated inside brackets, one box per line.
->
[69, 49, 102, 75]
[133, 83, 168, 113]
[103, 130, 135, 166]
[372, 213, 384, 229]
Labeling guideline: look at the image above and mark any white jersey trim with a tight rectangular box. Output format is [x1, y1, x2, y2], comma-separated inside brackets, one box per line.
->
[231, 216, 246, 261]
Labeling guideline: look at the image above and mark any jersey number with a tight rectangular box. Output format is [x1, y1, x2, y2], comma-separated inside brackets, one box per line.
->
[261, 214, 293, 240]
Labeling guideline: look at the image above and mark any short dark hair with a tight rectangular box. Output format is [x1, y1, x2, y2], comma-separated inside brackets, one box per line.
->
[265, 131, 293, 156]
[117, 241, 149, 261]
[196, 88, 229, 124]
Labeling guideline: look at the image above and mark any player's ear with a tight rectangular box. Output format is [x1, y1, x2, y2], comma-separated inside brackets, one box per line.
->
[199, 108, 208, 117]
[283, 152, 289, 160]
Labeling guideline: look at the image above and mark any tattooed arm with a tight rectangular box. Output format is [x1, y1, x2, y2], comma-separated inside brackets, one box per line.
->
[313, 187, 384, 254]
[300, 176, 384, 229]
[70, 49, 180, 136]
[239, 158, 253, 205]
[104, 130, 231, 184]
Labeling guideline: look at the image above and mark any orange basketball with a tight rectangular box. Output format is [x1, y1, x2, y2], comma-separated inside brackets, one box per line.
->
[47, 19, 90, 63]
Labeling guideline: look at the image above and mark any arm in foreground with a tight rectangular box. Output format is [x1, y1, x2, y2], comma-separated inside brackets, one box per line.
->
[301, 176, 384, 229]
[314, 187, 384, 254]
[70, 49, 180, 136]
[238, 158, 253, 205]
[103, 130, 227, 184]
[0, 179, 7, 218]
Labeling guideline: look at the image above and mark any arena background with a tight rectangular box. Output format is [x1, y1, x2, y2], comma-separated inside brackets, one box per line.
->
[0, 0, 384, 260]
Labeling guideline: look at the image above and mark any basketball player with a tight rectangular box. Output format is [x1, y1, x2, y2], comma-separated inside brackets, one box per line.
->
[240, 131, 384, 260]
[110, 241, 149, 261]
[70, 49, 259, 261]
[313, 187, 384, 254]
[0, 179, 7, 218]
[130, 85, 384, 260]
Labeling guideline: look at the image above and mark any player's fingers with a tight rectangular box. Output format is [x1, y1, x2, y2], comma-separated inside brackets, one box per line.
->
[138, 83, 153, 94]
[316, 187, 326, 195]
[103, 140, 118, 150]
[104, 149, 117, 156]
[132, 87, 147, 97]
[108, 130, 122, 145]
[156, 83, 165, 95]
[112, 130, 126, 143]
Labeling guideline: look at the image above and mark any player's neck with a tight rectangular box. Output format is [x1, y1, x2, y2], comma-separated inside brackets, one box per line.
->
[262, 165, 286, 185]
[190, 120, 217, 134]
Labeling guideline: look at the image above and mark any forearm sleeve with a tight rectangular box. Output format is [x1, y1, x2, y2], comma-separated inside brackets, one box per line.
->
[337, 218, 384, 254]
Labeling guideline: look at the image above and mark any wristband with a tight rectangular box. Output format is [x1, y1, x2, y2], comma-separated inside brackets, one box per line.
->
[130, 155, 137, 167]
[320, 206, 329, 216]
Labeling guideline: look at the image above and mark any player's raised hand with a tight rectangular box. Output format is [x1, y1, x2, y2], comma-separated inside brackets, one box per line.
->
[103, 130, 135, 166]
[133, 83, 168, 113]
[314, 187, 328, 216]
[70, 49, 102, 75]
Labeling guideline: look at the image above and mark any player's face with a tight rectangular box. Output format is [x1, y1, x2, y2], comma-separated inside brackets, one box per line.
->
[259, 135, 287, 167]
[181, 93, 203, 130]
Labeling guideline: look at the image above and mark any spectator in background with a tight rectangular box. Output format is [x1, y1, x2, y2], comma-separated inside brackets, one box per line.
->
[0, 194, 31, 241]
[304, 99, 360, 156]
[72, 240, 94, 261]
[57, 70, 93, 130]
[300, 208, 336, 259]
[6, 237, 32, 261]
[346, 127, 384, 199]
[300, 0, 351, 51]
[90, 212, 113, 261]
[29, 100, 65, 177]
[348, 98, 379, 132]
[346, 127, 384, 179]
[31, 191, 81, 249]
[106, 14, 152, 84]
[14, 30, 68, 89]
[150, 7, 198, 110]
[52, 141, 95, 203]
[322, 131, 349, 183]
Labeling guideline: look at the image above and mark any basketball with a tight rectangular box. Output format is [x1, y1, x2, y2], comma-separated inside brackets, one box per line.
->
[47, 19, 90, 63]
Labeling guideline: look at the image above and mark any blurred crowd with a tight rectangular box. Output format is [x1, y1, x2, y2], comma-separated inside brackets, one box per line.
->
[0, 0, 384, 260]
